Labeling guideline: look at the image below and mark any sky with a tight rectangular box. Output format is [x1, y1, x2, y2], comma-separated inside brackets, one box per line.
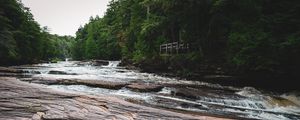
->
[21, 0, 111, 36]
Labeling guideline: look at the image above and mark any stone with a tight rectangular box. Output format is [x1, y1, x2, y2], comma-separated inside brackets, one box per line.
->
[0, 67, 23, 73]
[48, 70, 77, 75]
[126, 83, 164, 92]
[91, 60, 109, 66]
[267, 97, 298, 107]
[30, 77, 128, 90]
[0, 67, 27, 77]
[77, 80, 128, 89]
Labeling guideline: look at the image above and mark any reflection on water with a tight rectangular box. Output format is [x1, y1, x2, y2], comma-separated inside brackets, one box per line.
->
[19, 61, 300, 120]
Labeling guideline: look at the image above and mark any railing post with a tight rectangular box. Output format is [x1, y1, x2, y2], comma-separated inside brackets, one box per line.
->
[166, 44, 168, 54]
[176, 42, 179, 54]
[160, 45, 162, 54]
[160, 42, 190, 55]
[170, 43, 172, 54]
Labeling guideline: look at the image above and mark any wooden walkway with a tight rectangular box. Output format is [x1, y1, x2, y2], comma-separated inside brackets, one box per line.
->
[160, 42, 190, 55]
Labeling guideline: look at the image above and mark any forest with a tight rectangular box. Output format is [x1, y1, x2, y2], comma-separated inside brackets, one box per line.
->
[72, 0, 300, 87]
[0, 0, 74, 65]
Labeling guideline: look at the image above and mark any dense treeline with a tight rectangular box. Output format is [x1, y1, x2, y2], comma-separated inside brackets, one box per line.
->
[0, 0, 74, 65]
[72, 16, 121, 60]
[74, 0, 300, 83]
[42, 30, 75, 61]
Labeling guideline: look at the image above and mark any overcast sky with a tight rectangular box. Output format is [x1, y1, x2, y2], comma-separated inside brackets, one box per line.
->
[21, 0, 111, 36]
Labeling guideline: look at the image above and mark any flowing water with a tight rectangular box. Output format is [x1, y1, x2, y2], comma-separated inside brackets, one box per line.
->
[17, 61, 300, 120]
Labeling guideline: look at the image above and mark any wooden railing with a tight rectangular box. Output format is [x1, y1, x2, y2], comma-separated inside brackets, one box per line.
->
[160, 42, 189, 54]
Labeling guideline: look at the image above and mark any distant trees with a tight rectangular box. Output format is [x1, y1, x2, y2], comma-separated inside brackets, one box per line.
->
[0, 0, 74, 65]
[72, 15, 121, 60]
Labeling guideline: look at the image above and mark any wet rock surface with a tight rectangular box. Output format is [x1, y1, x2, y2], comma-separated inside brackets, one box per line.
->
[92, 60, 109, 66]
[29, 77, 128, 90]
[0, 77, 228, 120]
[0, 67, 23, 73]
[48, 70, 77, 75]
[173, 87, 241, 100]
[28, 77, 165, 92]
[0, 67, 27, 77]
[126, 83, 164, 92]
[0, 72, 21, 77]
[74, 60, 109, 66]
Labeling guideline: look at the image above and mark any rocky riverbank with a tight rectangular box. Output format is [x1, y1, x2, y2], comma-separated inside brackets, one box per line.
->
[1, 61, 299, 120]
[120, 58, 242, 87]
[120, 58, 300, 92]
[0, 66, 230, 120]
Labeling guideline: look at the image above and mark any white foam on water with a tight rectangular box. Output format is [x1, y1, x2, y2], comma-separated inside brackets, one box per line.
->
[112, 88, 152, 100]
[251, 112, 292, 120]
[156, 95, 209, 109]
[48, 85, 114, 95]
[233, 87, 300, 119]
[158, 87, 173, 95]
[103, 61, 121, 68]
[175, 106, 207, 113]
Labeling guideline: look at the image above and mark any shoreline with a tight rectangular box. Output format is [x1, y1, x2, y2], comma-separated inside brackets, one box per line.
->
[120, 59, 300, 93]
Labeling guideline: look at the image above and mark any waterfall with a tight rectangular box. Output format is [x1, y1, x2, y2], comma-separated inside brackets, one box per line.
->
[65, 58, 72, 62]
[106, 61, 121, 68]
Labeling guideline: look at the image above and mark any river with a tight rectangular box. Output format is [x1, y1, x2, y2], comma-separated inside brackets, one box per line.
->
[14, 60, 300, 120]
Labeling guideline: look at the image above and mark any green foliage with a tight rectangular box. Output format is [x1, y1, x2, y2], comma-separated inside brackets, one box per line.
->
[44, 34, 75, 60]
[71, 0, 300, 79]
[72, 14, 122, 60]
[133, 39, 147, 62]
[226, 0, 300, 76]
[85, 24, 98, 59]
[0, 0, 75, 65]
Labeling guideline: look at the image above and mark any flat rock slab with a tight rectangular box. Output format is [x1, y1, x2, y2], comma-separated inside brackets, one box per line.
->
[74, 60, 109, 66]
[0, 67, 23, 73]
[0, 72, 21, 77]
[0, 77, 230, 120]
[92, 60, 109, 66]
[75, 79, 128, 89]
[173, 87, 236, 100]
[126, 83, 164, 92]
[48, 70, 77, 75]
[30, 77, 128, 90]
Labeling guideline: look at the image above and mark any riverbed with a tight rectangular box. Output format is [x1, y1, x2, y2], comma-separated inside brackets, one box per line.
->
[14, 61, 300, 120]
